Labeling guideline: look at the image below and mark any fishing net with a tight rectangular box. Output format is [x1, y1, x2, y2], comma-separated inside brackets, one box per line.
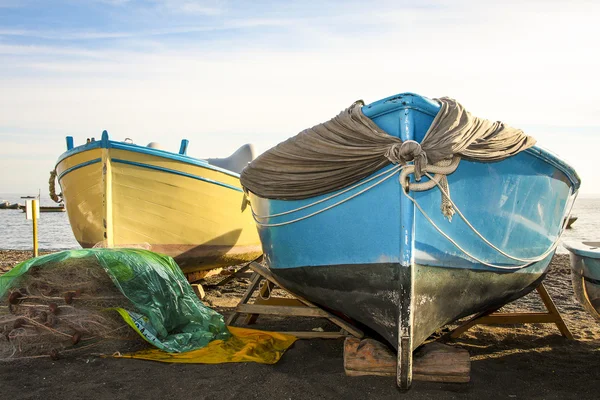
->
[0, 249, 231, 361]
[0, 257, 140, 360]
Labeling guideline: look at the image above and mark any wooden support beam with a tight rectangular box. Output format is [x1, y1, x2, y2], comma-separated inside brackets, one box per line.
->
[344, 337, 470, 383]
[226, 262, 364, 340]
[283, 331, 348, 339]
[237, 304, 329, 318]
[225, 273, 261, 326]
[253, 297, 306, 308]
[449, 283, 573, 339]
[244, 279, 276, 324]
[213, 264, 251, 287]
[247, 262, 365, 339]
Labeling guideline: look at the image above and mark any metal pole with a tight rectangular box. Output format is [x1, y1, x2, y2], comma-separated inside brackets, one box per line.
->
[32, 199, 39, 257]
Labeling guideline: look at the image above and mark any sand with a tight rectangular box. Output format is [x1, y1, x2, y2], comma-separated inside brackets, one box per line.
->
[1, 250, 599, 399]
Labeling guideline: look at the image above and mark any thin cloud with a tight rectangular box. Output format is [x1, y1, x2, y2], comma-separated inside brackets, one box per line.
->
[0, 0, 598, 193]
[0, 18, 296, 41]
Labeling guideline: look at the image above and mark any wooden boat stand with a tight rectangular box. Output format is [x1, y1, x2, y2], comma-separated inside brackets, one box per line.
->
[226, 261, 364, 339]
[448, 282, 574, 339]
[225, 261, 471, 385]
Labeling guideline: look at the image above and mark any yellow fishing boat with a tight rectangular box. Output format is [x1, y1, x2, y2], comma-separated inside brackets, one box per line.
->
[52, 131, 261, 277]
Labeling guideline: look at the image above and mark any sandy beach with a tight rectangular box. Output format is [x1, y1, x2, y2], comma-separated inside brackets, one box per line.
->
[1, 250, 599, 399]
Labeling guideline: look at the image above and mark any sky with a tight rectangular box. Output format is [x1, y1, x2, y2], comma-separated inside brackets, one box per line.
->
[0, 0, 599, 195]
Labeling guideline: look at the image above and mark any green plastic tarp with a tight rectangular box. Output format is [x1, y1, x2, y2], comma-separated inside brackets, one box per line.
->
[0, 248, 231, 353]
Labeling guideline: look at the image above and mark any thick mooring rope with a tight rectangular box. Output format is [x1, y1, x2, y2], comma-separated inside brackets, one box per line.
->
[398, 153, 461, 220]
[48, 169, 63, 203]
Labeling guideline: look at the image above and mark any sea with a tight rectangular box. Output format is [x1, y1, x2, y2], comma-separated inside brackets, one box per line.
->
[0, 193, 80, 251]
[0, 193, 598, 254]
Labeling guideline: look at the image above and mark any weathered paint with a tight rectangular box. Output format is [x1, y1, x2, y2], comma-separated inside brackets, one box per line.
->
[272, 260, 548, 350]
[397, 99, 416, 389]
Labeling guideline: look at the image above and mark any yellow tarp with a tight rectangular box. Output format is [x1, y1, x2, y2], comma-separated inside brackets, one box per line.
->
[114, 327, 297, 364]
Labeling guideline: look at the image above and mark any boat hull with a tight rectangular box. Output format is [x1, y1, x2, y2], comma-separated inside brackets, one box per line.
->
[56, 133, 261, 274]
[249, 93, 580, 355]
[273, 261, 548, 348]
[564, 241, 600, 321]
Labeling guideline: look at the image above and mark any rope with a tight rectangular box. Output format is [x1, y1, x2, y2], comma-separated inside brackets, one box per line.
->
[48, 169, 63, 203]
[422, 171, 575, 263]
[249, 140, 572, 271]
[402, 176, 575, 270]
[399, 156, 461, 220]
[252, 165, 402, 220]
[251, 165, 403, 227]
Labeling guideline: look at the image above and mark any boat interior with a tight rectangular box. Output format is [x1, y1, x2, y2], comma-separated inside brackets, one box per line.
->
[206, 144, 256, 174]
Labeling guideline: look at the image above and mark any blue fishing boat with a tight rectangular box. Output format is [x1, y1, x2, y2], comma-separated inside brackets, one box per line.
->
[563, 241, 600, 321]
[241, 93, 579, 388]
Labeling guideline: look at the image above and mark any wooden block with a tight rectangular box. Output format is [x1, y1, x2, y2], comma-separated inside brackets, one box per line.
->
[191, 283, 205, 300]
[344, 337, 470, 383]
[412, 342, 470, 382]
[185, 268, 223, 283]
[344, 338, 396, 377]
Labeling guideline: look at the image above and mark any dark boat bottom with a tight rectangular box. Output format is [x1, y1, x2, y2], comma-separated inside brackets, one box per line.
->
[272, 262, 546, 350]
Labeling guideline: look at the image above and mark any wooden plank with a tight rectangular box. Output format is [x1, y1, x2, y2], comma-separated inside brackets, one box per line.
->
[344, 337, 470, 383]
[249, 262, 364, 339]
[244, 280, 276, 325]
[449, 283, 573, 339]
[449, 307, 500, 339]
[214, 264, 251, 287]
[249, 262, 316, 307]
[282, 331, 347, 339]
[237, 304, 330, 317]
[475, 313, 560, 324]
[225, 273, 262, 326]
[536, 284, 574, 339]
[253, 296, 306, 308]
[226, 261, 363, 340]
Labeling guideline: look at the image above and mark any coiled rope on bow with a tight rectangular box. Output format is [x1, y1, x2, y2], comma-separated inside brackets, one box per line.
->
[385, 140, 461, 220]
[251, 140, 464, 225]
[49, 169, 63, 203]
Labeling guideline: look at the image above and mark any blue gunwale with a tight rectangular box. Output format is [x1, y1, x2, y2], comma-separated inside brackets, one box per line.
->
[55, 134, 241, 179]
[363, 93, 581, 190]
[57, 158, 102, 182]
[563, 241, 600, 260]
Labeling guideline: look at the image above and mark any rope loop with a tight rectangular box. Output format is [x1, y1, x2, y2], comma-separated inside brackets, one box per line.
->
[48, 169, 63, 204]
[385, 140, 428, 179]
[399, 156, 461, 192]
[399, 156, 461, 220]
